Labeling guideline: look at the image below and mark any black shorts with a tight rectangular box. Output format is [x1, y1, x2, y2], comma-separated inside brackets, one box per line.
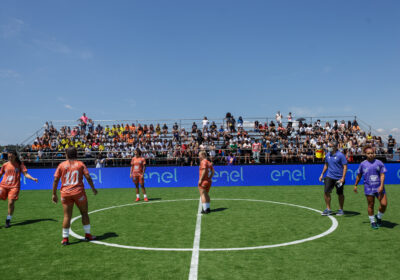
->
[324, 177, 345, 195]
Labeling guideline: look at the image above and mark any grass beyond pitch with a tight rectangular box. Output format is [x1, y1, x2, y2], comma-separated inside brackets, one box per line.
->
[0, 185, 399, 280]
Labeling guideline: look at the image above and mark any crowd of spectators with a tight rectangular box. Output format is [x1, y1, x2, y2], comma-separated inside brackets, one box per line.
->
[18, 112, 399, 167]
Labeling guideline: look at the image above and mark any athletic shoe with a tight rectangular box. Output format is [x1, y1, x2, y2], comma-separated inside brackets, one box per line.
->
[205, 208, 211, 214]
[321, 209, 332, 216]
[336, 209, 344, 216]
[61, 238, 69, 246]
[4, 219, 11, 228]
[375, 215, 382, 227]
[135, 197, 140, 202]
[144, 197, 149, 202]
[371, 222, 379, 230]
[85, 234, 96, 241]
[201, 209, 208, 214]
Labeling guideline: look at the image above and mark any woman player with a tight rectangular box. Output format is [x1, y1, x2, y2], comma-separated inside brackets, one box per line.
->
[52, 147, 98, 245]
[130, 149, 149, 202]
[353, 146, 388, 229]
[0, 150, 38, 228]
[198, 151, 215, 214]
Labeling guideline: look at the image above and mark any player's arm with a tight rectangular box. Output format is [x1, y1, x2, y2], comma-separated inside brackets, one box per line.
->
[378, 172, 385, 193]
[339, 164, 348, 183]
[353, 173, 362, 193]
[52, 177, 60, 203]
[129, 165, 133, 178]
[23, 172, 38, 183]
[142, 164, 146, 177]
[319, 163, 328, 181]
[198, 169, 206, 186]
[84, 174, 98, 195]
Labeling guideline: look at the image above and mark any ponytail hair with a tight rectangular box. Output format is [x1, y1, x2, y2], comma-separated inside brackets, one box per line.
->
[9, 150, 22, 166]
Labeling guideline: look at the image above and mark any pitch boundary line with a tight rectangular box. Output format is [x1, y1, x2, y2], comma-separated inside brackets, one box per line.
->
[188, 199, 203, 280]
[69, 198, 338, 251]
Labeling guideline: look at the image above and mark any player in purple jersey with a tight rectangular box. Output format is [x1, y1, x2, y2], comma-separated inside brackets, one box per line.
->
[353, 146, 387, 229]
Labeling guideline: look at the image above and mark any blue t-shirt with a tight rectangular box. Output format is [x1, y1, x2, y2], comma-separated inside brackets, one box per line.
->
[325, 151, 347, 180]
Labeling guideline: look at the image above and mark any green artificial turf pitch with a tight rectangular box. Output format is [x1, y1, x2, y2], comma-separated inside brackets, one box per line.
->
[0, 185, 399, 280]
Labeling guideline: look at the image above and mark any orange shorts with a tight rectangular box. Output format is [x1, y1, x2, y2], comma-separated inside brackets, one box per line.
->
[132, 175, 144, 185]
[198, 181, 211, 192]
[0, 187, 19, 200]
[61, 191, 87, 206]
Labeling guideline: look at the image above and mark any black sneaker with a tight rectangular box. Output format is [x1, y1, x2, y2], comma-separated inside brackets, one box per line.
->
[205, 208, 211, 214]
[375, 215, 382, 227]
[371, 222, 379, 230]
[5, 219, 11, 228]
[201, 209, 207, 214]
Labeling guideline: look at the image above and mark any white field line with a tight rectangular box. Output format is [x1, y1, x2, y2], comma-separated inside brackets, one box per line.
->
[188, 199, 203, 280]
[69, 198, 338, 252]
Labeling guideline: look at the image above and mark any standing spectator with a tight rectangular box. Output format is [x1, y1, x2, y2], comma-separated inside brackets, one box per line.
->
[319, 141, 348, 216]
[252, 139, 262, 163]
[237, 116, 244, 129]
[226, 152, 236, 166]
[202, 117, 209, 132]
[192, 122, 198, 134]
[387, 135, 396, 158]
[275, 111, 282, 124]
[287, 112, 293, 128]
[242, 140, 252, 164]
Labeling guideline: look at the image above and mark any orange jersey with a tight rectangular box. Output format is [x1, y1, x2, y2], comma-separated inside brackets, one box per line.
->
[0, 162, 27, 189]
[54, 160, 89, 195]
[199, 159, 214, 183]
[130, 157, 146, 176]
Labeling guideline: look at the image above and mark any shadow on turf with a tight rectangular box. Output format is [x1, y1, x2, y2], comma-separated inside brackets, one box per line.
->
[342, 210, 361, 217]
[12, 218, 57, 227]
[68, 232, 119, 245]
[147, 198, 161, 201]
[362, 221, 398, 229]
[210, 207, 228, 213]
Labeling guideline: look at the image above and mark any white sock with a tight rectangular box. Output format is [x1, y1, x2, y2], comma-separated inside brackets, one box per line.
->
[202, 203, 207, 211]
[205, 203, 210, 209]
[377, 211, 384, 219]
[6, 215, 12, 221]
[144, 194, 147, 198]
[83, 224, 91, 234]
[62, 228, 70, 238]
[369, 215, 376, 224]
[136, 194, 140, 198]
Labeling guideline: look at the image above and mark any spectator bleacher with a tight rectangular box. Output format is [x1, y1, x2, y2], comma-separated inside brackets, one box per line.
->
[16, 113, 396, 168]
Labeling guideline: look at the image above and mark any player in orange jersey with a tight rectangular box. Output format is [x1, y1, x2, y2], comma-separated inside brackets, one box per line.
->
[0, 150, 38, 228]
[52, 147, 98, 245]
[198, 151, 215, 214]
[130, 149, 148, 202]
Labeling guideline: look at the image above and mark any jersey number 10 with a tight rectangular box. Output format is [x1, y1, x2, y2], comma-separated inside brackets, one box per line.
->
[64, 171, 79, 186]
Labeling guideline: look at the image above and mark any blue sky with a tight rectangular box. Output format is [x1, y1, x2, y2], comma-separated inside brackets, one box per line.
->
[0, 0, 399, 145]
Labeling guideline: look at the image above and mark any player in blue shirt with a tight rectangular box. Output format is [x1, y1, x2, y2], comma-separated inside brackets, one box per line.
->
[319, 141, 348, 216]
[353, 146, 387, 229]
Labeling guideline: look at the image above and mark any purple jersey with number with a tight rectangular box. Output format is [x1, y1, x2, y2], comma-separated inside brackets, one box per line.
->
[356, 159, 387, 195]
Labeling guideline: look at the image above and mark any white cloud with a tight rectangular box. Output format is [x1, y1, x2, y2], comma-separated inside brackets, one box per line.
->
[1, 18, 24, 38]
[79, 51, 93, 60]
[64, 104, 73, 110]
[376, 128, 386, 133]
[0, 69, 20, 79]
[33, 39, 71, 54]
[390, 128, 400, 133]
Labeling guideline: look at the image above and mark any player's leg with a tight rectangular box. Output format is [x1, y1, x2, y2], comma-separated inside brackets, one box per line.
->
[366, 195, 378, 229]
[376, 193, 387, 226]
[61, 202, 74, 245]
[133, 177, 140, 201]
[322, 177, 334, 216]
[336, 183, 345, 215]
[76, 196, 96, 241]
[5, 199, 16, 228]
[140, 177, 148, 202]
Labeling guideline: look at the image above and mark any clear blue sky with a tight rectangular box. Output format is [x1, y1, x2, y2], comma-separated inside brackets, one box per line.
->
[1, 0, 399, 145]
